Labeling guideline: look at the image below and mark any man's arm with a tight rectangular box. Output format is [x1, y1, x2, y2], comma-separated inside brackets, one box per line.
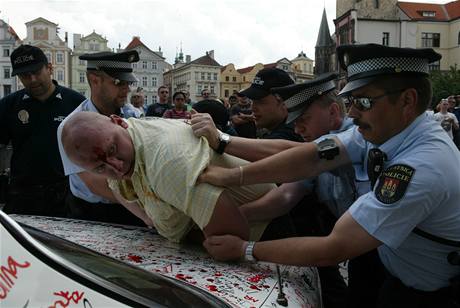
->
[240, 182, 308, 222]
[198, 138, 350, 187]
[191, 112, 300, 161]
[111, 188, 154, 227]
[204, 211, 382, 266]
[78, 171, 118, 203]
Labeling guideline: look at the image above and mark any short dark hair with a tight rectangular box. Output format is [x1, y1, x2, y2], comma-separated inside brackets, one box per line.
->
[158, 85, 168, 92]
[373, 75, 432, 114]
[201, 89, 210, 95]
[172, 91, 186, 100]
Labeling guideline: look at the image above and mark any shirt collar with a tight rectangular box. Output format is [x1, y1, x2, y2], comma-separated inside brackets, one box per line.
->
[330, 116, 354, 134]
[377, 112, 428, 160]
[22, 80, 62, 101]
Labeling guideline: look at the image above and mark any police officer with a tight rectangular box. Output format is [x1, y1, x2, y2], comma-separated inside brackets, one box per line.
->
[0, 45, 85, 216]
[199, 44, 460, 308]
[57, 50, 148, 226]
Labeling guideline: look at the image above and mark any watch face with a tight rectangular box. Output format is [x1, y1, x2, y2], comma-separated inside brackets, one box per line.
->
[220, 133, 230, 142]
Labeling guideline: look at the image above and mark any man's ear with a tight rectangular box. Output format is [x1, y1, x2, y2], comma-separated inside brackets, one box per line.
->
[109, 114, 128, 129]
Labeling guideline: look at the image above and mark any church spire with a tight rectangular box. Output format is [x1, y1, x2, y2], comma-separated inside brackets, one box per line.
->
[315, 8, 334, 48]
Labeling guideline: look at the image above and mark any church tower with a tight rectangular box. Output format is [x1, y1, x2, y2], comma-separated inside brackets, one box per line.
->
[314, 8, 335, 75]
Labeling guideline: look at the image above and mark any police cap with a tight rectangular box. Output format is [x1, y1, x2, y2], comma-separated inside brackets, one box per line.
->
[271, 72, 337, 124]
[79, 50, 139, 82]
[337, 44, 441, 96]
[239, 68, 294, 100]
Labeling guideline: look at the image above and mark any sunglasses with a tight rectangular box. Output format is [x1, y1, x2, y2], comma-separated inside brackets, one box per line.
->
[110, 77, 135, 87]
[346, 89, 406, 111]
[160, 91, 169, 94]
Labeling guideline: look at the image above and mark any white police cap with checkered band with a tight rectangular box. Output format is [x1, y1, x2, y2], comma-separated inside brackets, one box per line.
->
[337, 44, 441, 96]
[271, 73, 337, 124]
[79, 50, 139, 82]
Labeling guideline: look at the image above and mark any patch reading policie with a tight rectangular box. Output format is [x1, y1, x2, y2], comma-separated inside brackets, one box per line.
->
[375, 164, 415, 204]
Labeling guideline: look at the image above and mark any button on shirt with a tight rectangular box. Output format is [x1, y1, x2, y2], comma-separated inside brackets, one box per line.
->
[337, 112, 460, 291]
[57, 98, 122, 203]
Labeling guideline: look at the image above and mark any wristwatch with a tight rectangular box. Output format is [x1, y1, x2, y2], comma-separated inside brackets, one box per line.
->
[317, 138, 340, 160]
[216, 131, 231, 154]
[244, 241, 257, 263]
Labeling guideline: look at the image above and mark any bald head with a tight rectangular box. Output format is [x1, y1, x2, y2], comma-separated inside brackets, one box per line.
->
[62, 112, 111, 164]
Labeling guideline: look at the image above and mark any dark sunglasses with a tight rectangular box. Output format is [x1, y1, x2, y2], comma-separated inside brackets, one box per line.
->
[346, 89, 406, 111]
[160, 91, 169, 94]
[111, 78, 135, 87]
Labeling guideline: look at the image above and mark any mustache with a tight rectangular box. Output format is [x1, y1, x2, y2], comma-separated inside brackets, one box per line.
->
[353, 119, 371, 129]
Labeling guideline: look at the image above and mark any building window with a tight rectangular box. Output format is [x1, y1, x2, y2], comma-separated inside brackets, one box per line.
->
[382, 32, 390, 46]
[45, 52, 52, 63]
[56, 70, 64, 82]
[197, 84, 202, 94]
[133, 63, 138, 69]
[152, 95, 157, 103]
[282, 65, 289, 71]
[232, 76, 237, 82]
[152, 61, 157, 70]
[89, 43, 100, 51]
[213, 73, 218, 80]
[243, 76, 246, 82]
[56, 52, 64, 64]
[210, 85, 215, 93]
[142, 76, 148, 87]
[207, 72, 211, 80]
[79, 91, 86, 96]
[428, 60, 440, 71]
[4, 68, 10, 79]
[458, 32, 460, 45]
[79, 72, 85, 83]
[142, 61, 147, 69]
[3, 49, 9, 57]
[151, 76, 157, 87]
[225, 76, 229, 81]
[374, 0, 379, 8]
[3, 85, 11, 96]
[224, 89, 229, 97]
[421, 32, 440, 47]
[201, 72, 205, 80]
[422, 11, 435, 17]
[79, 59, 85, 66]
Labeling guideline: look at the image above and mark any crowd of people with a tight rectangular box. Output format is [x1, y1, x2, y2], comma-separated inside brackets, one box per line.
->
[0, 43, 459, 308]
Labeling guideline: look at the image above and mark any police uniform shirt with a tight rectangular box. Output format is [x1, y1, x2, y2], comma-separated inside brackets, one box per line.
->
[57, 98, 122, 203]
[337, 112, 460, 291]
[0, 81, 84, 184]
[303, 116, 367, 218]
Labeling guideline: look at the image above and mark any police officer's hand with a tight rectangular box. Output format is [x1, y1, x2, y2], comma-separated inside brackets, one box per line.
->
[197, 165, 239, 187]
[190, 110, 220, 150]
[204, 235, 246, 261]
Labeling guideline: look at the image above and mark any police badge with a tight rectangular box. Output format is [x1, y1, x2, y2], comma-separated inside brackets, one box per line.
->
[18, 110, 30, 124]
[375, 164, 415, 204]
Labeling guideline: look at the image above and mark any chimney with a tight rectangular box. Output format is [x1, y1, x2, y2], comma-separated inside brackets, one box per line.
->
[208, 50, 214, 59]
[186, 55, 191, 63]
[65, 31, 68, 43]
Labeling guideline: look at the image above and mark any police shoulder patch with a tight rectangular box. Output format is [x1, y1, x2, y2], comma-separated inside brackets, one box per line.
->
[375, 164, 415, 204]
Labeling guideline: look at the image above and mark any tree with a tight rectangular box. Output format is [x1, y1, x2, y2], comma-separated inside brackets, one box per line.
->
[429, 66, 460, 107]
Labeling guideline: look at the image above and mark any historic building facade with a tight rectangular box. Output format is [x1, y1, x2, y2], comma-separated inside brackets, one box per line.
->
[0, 19, 21, 98]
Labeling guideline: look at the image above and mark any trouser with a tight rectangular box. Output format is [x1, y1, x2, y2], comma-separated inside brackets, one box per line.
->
[376, 270, 459, 308]
[66, 193, 145, 226]
[347, 249, 385, 308]
[3, 179, 70, 218]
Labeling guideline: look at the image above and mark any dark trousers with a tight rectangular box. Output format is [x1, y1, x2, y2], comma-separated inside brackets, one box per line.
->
[376, 270, 458, 308]
[66, 193, 145, 226]
[3, 180, 70, 217]
[347, 249, 385, 308]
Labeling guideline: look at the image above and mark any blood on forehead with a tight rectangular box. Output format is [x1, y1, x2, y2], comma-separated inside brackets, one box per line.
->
[92, 146, 108, 163]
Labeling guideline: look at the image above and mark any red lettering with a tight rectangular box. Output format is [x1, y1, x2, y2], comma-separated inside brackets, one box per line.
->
[0, 256, 31, 300]
[49, 290, 85, 308]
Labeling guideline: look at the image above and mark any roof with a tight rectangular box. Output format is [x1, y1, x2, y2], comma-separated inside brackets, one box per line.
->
[316, 8, 334, 47]
[125, 36, 165, 59]
[292, 51, 313, 62]
[236, 65, 255, 74]
[398, 1, 460, 21]
[26, 17, 58, 26]
[191, 54, 221, 66]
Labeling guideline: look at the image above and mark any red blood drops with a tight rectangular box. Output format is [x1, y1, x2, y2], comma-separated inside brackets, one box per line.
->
[127, 254, 142, 263]
[206, 285, 218, 292]
[175, 274, 187, 280]
[249, 285, 260, 290]
[248, 274, 264, 283]
[207, 278, 214, 282]
[214, 272, 223, 277]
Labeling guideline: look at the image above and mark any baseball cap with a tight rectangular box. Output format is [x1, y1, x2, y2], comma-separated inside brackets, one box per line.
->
[239, 68, 294, 100]
[11, 45, 48, 76]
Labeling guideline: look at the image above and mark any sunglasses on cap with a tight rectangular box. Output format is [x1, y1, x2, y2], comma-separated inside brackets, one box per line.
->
[346, 89, 406, 111]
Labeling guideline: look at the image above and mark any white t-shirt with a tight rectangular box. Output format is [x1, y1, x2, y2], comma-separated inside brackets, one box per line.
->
[433, 111, 458, 139]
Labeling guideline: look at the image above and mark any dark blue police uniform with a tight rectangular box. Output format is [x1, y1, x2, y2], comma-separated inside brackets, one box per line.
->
[0, 81, 84, 216]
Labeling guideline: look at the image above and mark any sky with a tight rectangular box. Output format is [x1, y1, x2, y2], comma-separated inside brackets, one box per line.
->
[0, 0, 452, 68]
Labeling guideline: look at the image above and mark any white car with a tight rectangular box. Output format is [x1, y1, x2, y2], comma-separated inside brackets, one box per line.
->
[1, 211, 322, 307]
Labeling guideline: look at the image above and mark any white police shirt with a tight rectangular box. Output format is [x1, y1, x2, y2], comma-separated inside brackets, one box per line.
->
[337, 112, 460, 291]
[303, 117, 369, 218]
[57, 98, 116, 203]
